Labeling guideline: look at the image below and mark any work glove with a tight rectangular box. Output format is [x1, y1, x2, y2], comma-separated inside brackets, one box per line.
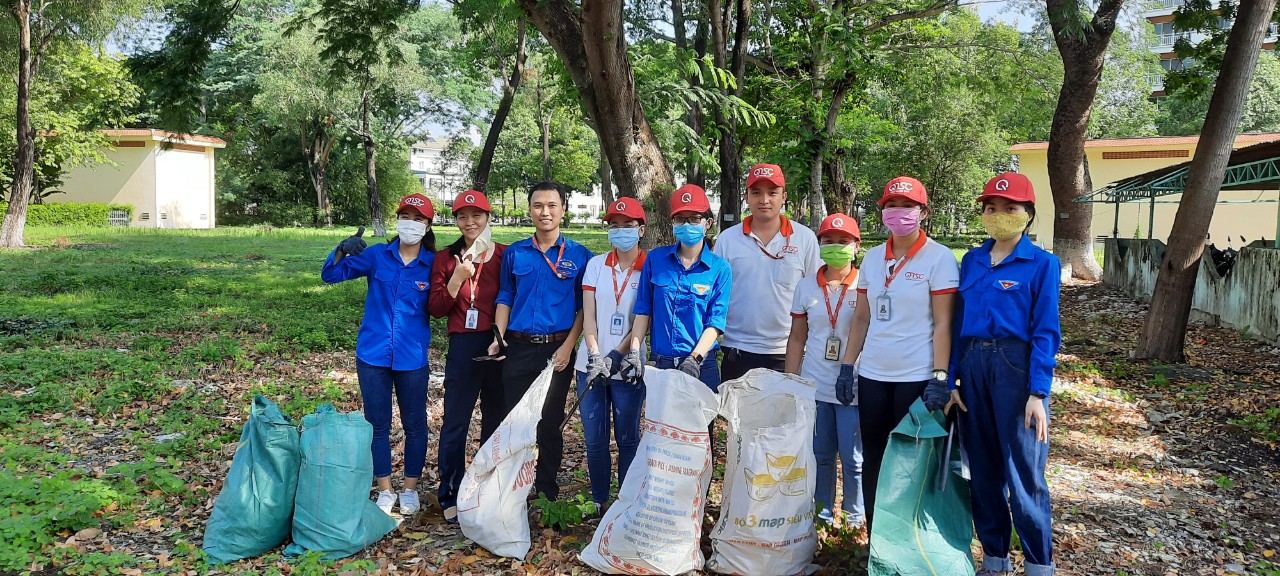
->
[678, 355, 701, 379]
[337, 226, 367, 256]
[923, 376, 950, 412]
[605, 350, 624, 377]
[618, 348, 644, 384]
[586, 351, 610, 383]
[836, 364, 857, 406]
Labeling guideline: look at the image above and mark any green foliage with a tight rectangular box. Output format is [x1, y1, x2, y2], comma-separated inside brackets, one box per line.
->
[530, 492, 595, 531]
[0, 202, 132, 227]
[0, 469, 127, 572]
[1159, 52, 1280, 135]
[1230, 406, 1280, 444]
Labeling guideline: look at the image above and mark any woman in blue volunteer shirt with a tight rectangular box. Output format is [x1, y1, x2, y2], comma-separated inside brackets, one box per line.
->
[784, 213, 864, 528]
[321, 193, 438, 517]
[949, 172, 1061, 576]
[576, 197, 648, 512]
[627, 184, 731, 391]
[835, 176, 959, 531]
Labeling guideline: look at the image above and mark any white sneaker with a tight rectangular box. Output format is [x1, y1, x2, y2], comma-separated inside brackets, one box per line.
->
[375, 490, 396, 516]
[398, 490, 420, 515]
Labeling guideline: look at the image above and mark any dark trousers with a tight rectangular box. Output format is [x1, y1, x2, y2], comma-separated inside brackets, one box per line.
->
[957, 339, 1053, 573]
[437, 331, 504, 509]
[720, 347, 786, 382]
[857, 375, 928, 531]
[355, 359, 430, 480]
[500, 339, 574, 500]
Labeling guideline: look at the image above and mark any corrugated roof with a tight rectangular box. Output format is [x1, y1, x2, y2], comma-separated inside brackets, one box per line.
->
[101, 129, 227, 148]
[1010, 132, 1280, 151]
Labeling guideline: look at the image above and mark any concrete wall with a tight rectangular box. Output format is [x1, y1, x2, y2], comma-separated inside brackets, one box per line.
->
[1016, 146, 1280, 250]
[61, 143, 158, 224]
[155, 147, 215, 229]
[1104, 238, 1280, 343]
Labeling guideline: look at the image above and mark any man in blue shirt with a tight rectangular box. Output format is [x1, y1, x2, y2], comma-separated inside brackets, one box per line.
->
[492, 181, 593, 501]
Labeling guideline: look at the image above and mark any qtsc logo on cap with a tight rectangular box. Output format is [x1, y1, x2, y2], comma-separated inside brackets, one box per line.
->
[753, 167, 776, 177]
[888, 181, 914, 194]
[832, 217, 845, 228]
[995, 179, 1010, 191]
[615, 201, 627, 211]
[465, 194, 476, 203]
[405, 197, 426, 206]
[681, 192, 693, 203]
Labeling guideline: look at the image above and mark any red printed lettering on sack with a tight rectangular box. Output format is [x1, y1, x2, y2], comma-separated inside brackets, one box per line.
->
[512, 459, 536, 491]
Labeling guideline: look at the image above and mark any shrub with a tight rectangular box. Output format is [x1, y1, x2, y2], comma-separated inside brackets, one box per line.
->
[0, 202, 133, 227]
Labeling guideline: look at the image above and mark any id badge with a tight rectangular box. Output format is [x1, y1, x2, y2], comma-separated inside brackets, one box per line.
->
[465, 308, 480, 330]
[609, 312, 626, 336]
[824, 335, 842, 361]
[876, 292, 892, 321]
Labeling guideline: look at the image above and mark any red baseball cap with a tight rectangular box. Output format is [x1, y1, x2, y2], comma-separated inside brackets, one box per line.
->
[978, 172, 1036, 203]
[818, 212, 861, 241]
[398, 193, 435, 219]
[878, 176, 928, 207]
[452, 190, 492, 213]
[746, 163, 785, 189]
[605, 196, 646, 224]
[670, 184, 710, 214]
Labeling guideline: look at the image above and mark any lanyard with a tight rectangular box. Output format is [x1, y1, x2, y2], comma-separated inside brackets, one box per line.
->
[532, 235, 567, 280]
[606, 250, 644, 307]
[465, 258, 485, 309]
[745, 216, 792, 260]
[820, 270, 854, 333]
[882, 232, 928, 291]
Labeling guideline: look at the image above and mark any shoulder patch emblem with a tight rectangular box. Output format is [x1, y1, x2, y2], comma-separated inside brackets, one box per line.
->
[416, 281, 428, 291]
[997, 280, 1020, 290]
[692, 283, 711, 295]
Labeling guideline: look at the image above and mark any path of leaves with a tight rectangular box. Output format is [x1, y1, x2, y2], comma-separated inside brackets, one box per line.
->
[26, 281, 1280, 575]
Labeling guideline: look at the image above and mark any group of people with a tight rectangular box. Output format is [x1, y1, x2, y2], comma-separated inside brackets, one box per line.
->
[320, 164, 1062, 576]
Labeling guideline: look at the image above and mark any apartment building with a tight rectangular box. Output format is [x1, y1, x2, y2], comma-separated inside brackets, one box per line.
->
[1147, 0, 1279, 96]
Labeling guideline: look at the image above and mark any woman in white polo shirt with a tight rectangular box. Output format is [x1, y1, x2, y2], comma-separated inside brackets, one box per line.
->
[835, 176, 959, 531]
[575, 197, 648, 512]
[784, 213, 864, 528]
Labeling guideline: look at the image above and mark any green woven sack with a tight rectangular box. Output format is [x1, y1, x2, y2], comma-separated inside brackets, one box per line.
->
[868, 399, 975, 576]
[285, 404, 397, 560]
[203, 396, 301, 565]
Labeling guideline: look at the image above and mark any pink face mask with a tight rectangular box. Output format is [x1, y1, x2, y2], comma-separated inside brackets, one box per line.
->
[882, 207, 921, 236]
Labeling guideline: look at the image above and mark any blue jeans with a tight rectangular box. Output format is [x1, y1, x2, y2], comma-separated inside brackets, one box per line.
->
[356, 359, 430, 480]
[437, 332, 504, 509]
[957, 339, 1054, 576]
[652, 352, 721, 391]
[814, 400, 864, 523]
[575, 370, 645, 505]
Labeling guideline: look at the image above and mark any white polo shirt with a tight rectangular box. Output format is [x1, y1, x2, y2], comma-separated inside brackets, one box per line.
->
[790, 267, 858, 404]
[575, 250, 646, 380]
[855, 235, 959, 382]
[714, 216, 822, 355]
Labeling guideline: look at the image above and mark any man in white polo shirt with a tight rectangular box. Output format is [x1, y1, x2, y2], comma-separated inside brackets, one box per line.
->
[714, 163, 822, 381]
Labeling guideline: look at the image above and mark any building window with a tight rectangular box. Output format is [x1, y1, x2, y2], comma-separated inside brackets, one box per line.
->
[1154, 22, 1181, 46]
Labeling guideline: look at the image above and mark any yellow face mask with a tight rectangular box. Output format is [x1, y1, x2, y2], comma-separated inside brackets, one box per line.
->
[981, 212, 1030, 242]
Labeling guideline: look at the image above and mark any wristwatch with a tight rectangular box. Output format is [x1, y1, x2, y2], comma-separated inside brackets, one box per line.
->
[691, 353, 705, 363]
[1031, 392, 1048, 399]
[932, 369, 948, 381]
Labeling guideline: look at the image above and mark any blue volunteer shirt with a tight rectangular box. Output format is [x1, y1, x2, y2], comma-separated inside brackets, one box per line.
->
[497, 234, 593, 335]
[633, 244, 732, 358]
[950, 235, 1062, 396]
[321, 240, 435, 371]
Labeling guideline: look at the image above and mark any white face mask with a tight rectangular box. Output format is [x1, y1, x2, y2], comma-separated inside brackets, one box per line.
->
[396, 219, 428, 245]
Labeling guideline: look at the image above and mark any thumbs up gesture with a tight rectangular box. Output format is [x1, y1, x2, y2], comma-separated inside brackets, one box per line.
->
[337, 226, 368, 256]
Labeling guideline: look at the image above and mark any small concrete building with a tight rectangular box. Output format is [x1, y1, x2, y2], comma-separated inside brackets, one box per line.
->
[61, 129, 226, 228]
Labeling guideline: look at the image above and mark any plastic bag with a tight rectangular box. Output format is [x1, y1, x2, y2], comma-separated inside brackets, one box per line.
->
[285, 404, 397, 560]
[203, 395, 301, 565]
[868, 399, 974, 576]
[458, 361, 557, 559]
[579, 368, 720, 575]
[706, 369, 819, 575]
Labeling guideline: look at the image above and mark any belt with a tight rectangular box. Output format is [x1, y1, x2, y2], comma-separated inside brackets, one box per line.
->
[505, 330, 570, 344]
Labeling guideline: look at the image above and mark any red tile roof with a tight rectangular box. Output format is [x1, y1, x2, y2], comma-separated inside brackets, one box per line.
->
[1010, 132, 1280, 151]
[100, 129, 227, 148]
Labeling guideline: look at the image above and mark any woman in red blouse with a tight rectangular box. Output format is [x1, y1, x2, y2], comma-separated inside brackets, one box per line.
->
[428, 190, 506, 524]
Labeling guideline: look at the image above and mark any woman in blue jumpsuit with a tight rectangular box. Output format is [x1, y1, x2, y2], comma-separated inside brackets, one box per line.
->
[949, 172, 1061, 576]
[321, 193, 438, 517]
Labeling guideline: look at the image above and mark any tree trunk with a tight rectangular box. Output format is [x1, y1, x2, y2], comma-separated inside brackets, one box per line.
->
[713, 0, 751, 234]
[2, 0, 34, 248]
[517, 0, 676, 247]
[1136, 0, 1277, 362]
[362, 90, 385, 237]
[473, 19, 526, 193]
[599, 142, 614, 206]
[302, 118, 335, 227]
[1045, 0, 1124, 280]
[672, 0, 705, 188]
[536, 73, 551, 181]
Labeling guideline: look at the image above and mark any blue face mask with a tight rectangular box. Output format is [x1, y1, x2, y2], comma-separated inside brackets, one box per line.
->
[608, 227, 641, 251]
[673, 223, 705, 247]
